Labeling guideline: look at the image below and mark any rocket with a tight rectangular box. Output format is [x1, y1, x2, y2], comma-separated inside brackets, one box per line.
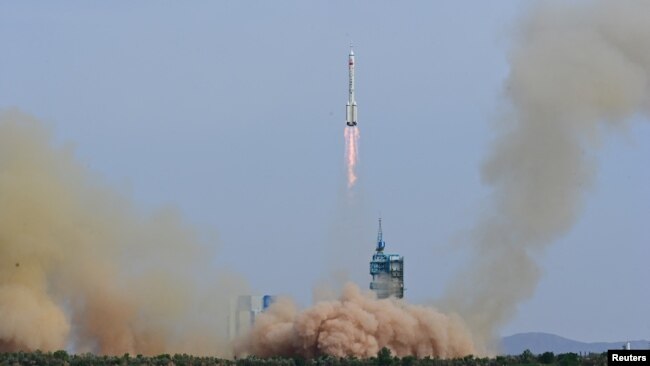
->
[346, 47, 358, 127]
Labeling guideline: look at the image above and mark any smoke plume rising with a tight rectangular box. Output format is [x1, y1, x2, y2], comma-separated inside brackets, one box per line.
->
[0, 109, 249, 356]
[238, 283, 475, 359]
[443, 0, 650, 350]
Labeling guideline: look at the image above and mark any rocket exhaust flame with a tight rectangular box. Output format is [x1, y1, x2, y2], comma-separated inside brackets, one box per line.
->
[344, 126, 360, 189]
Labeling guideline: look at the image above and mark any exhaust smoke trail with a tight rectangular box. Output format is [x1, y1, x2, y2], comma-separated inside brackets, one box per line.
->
[344, 127, 360, 189]
[442, 0, 650, 352]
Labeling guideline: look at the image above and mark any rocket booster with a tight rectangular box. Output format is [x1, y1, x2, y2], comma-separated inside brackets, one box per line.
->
[346, 47, 357, 127]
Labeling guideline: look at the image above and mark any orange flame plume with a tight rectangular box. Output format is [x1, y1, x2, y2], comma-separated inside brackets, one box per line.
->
[344, 127, 360, 189]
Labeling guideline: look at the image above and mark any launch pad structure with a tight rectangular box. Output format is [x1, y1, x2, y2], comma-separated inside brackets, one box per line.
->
[369, 218, 404, 299]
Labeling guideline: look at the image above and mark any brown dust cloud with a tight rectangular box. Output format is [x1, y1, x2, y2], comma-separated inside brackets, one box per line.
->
[0, 110, 249, 356]
[2, 0, 650, 359]
[236, 284, 474, 359]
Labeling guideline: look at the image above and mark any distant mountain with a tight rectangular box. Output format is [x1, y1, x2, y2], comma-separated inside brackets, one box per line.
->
[500, 332, 649, 355]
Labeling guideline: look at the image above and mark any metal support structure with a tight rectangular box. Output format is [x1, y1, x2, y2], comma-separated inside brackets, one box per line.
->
[369, 218, 404, 299]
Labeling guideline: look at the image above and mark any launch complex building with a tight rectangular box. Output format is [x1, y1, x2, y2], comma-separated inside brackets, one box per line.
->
[369, 218, 404, 299]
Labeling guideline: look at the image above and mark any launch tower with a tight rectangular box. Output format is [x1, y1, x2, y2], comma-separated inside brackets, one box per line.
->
[369, 218, 404, 299]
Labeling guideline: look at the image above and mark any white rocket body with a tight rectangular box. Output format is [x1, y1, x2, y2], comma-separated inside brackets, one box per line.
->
[346, 47, 357, 127]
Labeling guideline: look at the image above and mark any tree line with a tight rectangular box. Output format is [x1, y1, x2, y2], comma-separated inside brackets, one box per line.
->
[0, 348, 607, 366]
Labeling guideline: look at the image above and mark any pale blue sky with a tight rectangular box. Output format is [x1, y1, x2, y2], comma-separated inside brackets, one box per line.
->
[1, 1, 648, 343]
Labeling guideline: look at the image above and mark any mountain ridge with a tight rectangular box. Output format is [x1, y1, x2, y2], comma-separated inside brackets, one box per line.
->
[500, 332, 649, 355]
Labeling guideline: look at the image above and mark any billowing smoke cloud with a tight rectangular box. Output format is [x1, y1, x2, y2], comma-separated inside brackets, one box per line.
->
[443, 0, 650, 350]
[238, 283, 475, 359]
[0, 109, 249, 355]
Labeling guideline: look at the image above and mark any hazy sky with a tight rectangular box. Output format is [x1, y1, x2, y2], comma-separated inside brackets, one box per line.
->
[1, 1, 648, 343]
